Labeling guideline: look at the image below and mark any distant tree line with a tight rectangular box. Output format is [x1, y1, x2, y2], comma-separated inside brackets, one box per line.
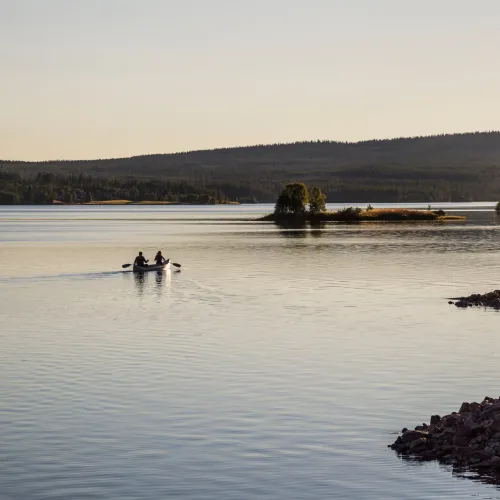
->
[0, 171, 249, 205]
[2, 132, 500, 204]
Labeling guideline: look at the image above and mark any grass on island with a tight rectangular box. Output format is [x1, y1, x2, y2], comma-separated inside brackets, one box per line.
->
[129, 201, 174, 205]
[353, 208, 465, 221]
[435, 215, 466, 221]
[84, 200, 132, 205]
[356, 208, 435, 220]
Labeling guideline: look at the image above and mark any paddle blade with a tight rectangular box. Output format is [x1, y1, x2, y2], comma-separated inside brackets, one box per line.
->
[172, 263, 181, 268]
[122, 263, 132, 268]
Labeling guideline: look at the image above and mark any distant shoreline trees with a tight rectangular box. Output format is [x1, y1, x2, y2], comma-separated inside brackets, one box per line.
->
[0, 171, 243, 205]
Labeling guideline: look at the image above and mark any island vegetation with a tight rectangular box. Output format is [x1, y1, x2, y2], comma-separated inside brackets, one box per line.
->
[1, 132, 500, 204]
[259, 182, 465, 223]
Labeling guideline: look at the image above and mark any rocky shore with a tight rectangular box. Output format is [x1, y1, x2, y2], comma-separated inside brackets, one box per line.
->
[389, 397, 500, 477]
[449, 290, 500, 309]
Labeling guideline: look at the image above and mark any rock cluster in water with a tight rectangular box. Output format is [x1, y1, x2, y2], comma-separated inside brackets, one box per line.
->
[449, 290, 500, 309]
[389, 397, 500, 475]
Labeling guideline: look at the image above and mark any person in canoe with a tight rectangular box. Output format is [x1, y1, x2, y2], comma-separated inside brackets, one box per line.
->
[154, 250, 167, 266]
[134, 251, 149, 268]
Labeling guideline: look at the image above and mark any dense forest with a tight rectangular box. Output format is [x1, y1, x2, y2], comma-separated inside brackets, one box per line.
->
[0, 172, 231, 205]
[1, 132, 500, 204]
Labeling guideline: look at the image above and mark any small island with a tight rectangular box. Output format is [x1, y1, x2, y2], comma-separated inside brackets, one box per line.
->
[258, 182, 466, 223]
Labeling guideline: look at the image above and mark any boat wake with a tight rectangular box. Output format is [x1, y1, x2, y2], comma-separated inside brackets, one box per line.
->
[0, 270, 125, 284]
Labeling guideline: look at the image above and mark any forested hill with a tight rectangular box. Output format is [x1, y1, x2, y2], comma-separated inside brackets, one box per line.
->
[2, 132, 500, 204]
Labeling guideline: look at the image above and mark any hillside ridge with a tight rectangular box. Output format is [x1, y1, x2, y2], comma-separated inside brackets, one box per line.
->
[2, 131, 500, 164]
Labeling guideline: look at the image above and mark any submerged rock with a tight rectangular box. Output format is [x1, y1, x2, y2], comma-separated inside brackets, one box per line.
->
[389, 396, 500, 481]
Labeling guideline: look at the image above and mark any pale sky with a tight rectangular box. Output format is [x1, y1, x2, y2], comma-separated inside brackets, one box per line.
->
[1, 0, 499, 160]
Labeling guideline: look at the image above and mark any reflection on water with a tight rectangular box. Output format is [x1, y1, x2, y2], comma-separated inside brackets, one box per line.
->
[279, 229, 308, 238]
[398, 453, 500, 489]
[133, 271, 146, 296]
[132, 268, 171, 299]
[310, 229, 325, 238]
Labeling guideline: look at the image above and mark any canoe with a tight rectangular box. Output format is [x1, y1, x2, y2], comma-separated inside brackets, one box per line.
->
[133, 259, 170, 273]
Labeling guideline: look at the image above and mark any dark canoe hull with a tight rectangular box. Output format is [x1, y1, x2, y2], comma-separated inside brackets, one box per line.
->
[132, 261, 170, 273]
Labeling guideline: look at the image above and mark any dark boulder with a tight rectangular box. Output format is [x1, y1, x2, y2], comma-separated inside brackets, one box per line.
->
[470, 402, 481, 412]
[453, 435, 471, 447]
[402, 430, 429, 443]
[459, 402, 471, 413]
[409, 437, 429, 451]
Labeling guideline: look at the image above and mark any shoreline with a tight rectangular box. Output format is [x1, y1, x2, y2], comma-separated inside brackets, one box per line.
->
[50, 200, 241, 206]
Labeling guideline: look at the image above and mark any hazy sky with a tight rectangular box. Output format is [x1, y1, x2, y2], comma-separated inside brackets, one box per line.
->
[1, 0, 499, 160]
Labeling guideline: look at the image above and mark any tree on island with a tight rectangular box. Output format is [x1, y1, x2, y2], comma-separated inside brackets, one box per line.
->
[308, 186, 327, 214]
[274, 182, 327, 216]
[274, 182, 309, 215]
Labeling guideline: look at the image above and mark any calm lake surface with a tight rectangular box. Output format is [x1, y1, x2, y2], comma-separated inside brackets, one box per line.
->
[2, 202, 500, 499]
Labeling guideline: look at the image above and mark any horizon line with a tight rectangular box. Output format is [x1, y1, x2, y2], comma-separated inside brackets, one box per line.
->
[2, 130, 499, 164]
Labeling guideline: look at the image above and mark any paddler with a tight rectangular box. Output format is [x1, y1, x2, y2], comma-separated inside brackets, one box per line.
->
[134, 251, 149, 267]
[154, 250, 166, 265]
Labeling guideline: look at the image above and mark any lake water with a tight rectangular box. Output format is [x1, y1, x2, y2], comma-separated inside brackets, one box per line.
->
[2, 203, 500, 499]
